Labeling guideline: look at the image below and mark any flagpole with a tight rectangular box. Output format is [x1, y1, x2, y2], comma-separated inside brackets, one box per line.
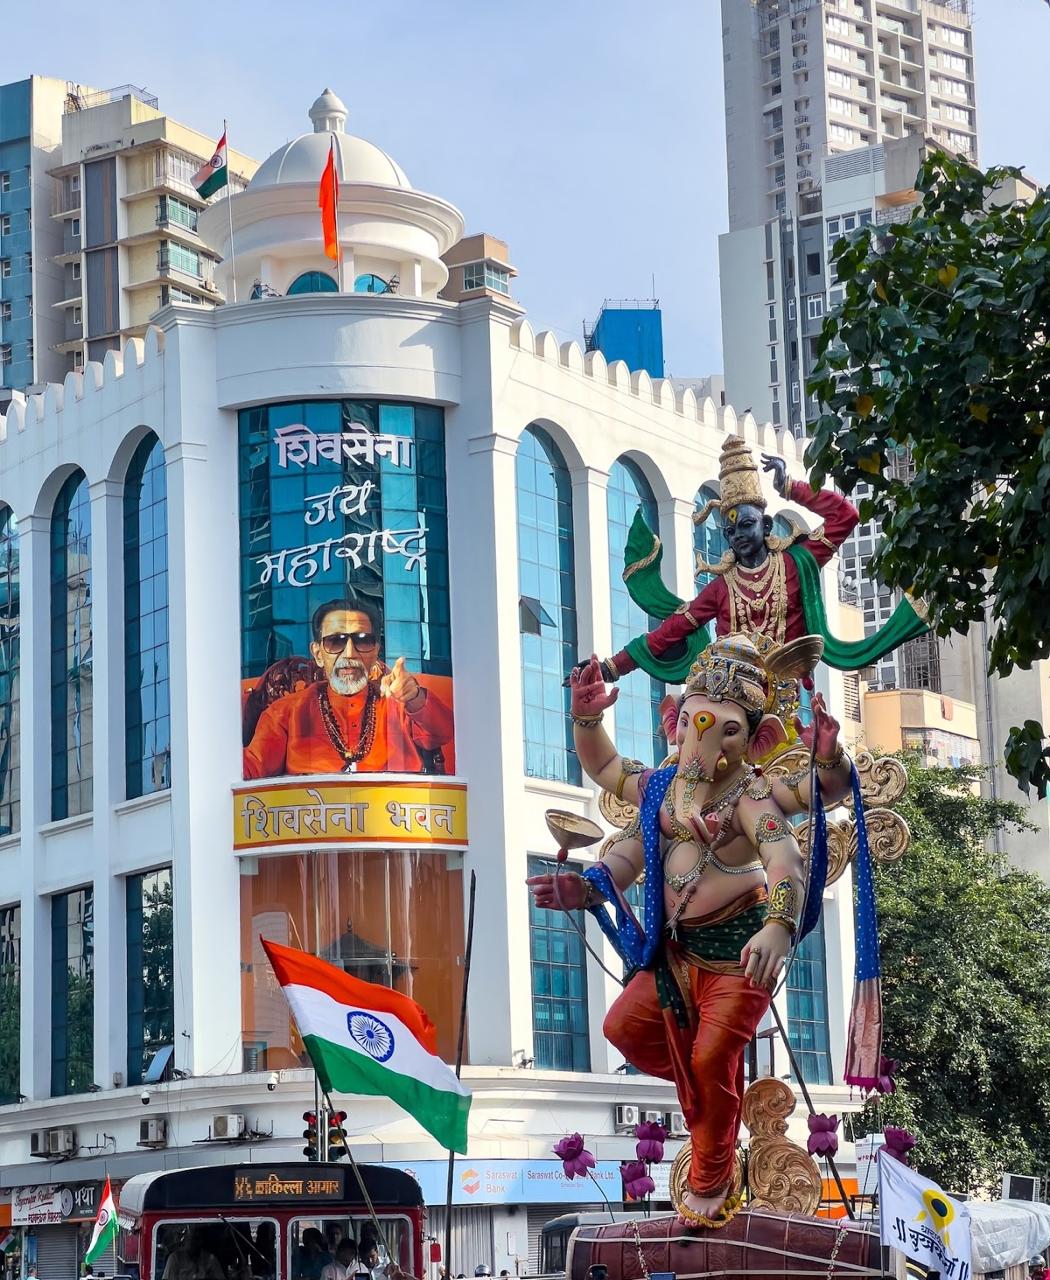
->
[317, 1079, 392, 1260]
[443, 870, 477, 1280]
[331, 137, 343, 292]
[224, 119, 238, 303]
[768, 1000, 856, 1220]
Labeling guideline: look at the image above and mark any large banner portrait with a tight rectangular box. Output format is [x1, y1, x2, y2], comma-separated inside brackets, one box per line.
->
[238, 400, 454, 781]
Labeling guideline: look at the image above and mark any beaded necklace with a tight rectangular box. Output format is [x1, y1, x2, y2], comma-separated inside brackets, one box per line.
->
[317, 683, 379, 772]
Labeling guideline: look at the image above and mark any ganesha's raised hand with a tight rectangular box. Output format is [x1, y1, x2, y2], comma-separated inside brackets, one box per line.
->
[570, 654, 619, 718]
[796, 692, 840, 760]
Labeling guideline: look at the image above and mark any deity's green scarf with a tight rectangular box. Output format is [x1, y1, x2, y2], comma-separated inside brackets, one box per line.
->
[621, 510, 930, 684]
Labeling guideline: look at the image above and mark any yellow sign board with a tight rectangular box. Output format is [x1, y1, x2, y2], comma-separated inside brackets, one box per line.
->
[233, 776, 468, 852]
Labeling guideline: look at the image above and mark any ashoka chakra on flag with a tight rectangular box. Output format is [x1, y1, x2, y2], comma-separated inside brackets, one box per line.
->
[347, 1011, 395, 1062]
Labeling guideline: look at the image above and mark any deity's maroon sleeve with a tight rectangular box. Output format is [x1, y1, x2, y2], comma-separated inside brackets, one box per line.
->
[788, 479, 860, 566]
[610, 577, 725, 677]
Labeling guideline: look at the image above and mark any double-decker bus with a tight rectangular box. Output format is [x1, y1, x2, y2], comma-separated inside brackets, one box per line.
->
[116, 1164, 424, 1280]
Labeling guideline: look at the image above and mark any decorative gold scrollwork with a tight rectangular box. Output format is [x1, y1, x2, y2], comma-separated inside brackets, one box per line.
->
[850, 750, 908, 810]
[740, 1077, 822, 1215]
[850, 806, 911, 865]
[598, 788, 638, 831]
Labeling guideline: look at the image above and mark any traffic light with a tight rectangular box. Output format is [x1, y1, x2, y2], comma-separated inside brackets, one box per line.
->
[303, 1110, 319, 1161]
[327, 1109, 349, 1160]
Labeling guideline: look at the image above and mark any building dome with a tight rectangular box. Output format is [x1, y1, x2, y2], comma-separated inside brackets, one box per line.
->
[248, 89, 411, 191]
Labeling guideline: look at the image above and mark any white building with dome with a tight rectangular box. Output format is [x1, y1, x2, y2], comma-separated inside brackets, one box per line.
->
[201, 91, 463, 301]
[0, 92, 863, 1274]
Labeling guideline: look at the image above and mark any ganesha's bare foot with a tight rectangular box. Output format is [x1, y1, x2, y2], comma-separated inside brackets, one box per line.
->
[677, 1187, 727, 1225]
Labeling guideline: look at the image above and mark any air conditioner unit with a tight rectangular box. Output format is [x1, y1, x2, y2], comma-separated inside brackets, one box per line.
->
[48, 1127, 77, 1156]
[213, 1113, 245, 1139]
[668, 1111, 688, 1138]
[613, 1105, 640, 1132]
[1002, 1173, 1040, 1202]
[642, 1110, 666, 1126]
[29, 1129, 51, 1157]
[138, 1117, 168, 1148]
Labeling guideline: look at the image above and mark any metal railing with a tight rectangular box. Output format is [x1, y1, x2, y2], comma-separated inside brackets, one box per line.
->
[64, 82, 158, 113]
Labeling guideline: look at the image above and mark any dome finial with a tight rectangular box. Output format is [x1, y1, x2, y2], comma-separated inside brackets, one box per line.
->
[309, 88, 348, 134]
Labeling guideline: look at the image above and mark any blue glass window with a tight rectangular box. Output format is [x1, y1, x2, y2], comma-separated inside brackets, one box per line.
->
[0, 507, 19, 834]
[238, 401, 450, 680]
[0, 902, 19, 1103]
[772, 513, 794, 540]
[607, 460, 663, 765]
[528, 856, 590, 1071]
[287, 271, 338, 295]
[50, 471, 92, 820]
[693, 483, 729, 589]
[787, 911, 833, 1085]
[517, 427, 579, 785]
[126, 868, 174, 1086]
[51, 887, 93, 1096]
[354, 274, 389, 294]
[124, 435, 171, 798]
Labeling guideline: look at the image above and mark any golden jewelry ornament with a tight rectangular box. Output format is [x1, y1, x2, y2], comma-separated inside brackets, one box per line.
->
[754, 810, 789, 846]
[614, 757, 646, 801]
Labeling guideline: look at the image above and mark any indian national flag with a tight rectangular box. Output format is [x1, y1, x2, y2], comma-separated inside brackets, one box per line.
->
[192, 130, 228, 199]
[84, 1176, 117, 1265]
[262, 938, 471, 1154]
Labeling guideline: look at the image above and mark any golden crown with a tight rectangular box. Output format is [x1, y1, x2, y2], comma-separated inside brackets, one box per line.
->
[683, 635, 770, 715]
[718, 437, 767, 513]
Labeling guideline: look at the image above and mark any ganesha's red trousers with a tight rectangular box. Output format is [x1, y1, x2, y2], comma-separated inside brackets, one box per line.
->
[604, 962, 771, 1196]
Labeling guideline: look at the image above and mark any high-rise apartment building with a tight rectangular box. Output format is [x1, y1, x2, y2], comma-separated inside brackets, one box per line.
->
[0, 75, 71, 406]
[49, 84, 256, 372]
[719, 0, 976, 691]
[719, 0, 976, 440]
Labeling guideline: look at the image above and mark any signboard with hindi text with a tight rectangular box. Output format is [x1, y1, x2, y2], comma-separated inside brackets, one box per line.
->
[233, 776, 467, 852]
[238, 400, 455, 783]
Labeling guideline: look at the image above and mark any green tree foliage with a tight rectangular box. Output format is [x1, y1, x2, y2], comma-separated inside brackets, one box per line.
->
[806, 151, 1050, 796]
[851, 757, 1050, 1194]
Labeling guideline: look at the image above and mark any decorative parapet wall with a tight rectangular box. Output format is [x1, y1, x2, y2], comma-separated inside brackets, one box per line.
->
[0, 328, 167, 497]
[507, 316, 803, 466]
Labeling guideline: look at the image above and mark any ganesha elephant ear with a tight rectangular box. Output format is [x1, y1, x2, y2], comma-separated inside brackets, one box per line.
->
[659, 694, 679, 744]
[746, 713, 789, 765]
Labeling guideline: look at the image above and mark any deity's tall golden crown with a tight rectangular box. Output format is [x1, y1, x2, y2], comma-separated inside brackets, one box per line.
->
[718, 437, 767, 513]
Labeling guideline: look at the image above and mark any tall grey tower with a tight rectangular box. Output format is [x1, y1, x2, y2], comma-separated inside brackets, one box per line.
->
[719, 0, 976, 441]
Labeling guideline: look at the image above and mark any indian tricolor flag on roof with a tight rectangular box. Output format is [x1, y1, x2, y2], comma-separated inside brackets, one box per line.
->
[262, 938, 471, 1153]
[192, 129, 228, 199]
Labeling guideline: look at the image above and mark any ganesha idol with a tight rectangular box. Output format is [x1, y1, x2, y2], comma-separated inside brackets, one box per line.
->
[528, 632, 855, 1229]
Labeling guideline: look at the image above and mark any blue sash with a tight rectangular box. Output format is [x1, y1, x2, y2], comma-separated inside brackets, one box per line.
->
[582, 765, 675, 969]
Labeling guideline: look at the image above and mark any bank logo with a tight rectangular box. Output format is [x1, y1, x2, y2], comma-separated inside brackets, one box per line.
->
[461, 1168, 480, 1196]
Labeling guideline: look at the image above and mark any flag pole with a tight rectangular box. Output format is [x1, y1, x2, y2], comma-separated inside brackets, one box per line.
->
[443, 870, 477, 1280]
[317, 1078, 392, 1260]
[224, 119, 238, 303]
[331, 137, 343, 291]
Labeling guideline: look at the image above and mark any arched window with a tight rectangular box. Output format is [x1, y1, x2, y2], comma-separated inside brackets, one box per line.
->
[124, 435, 170, 799]
[286, 271, 338, 295]
[354, 273, 389, 294]
[516, 427, 579, 784]
[0, 507, 19, 835]
[50, 471, 92, 820]
[693, 482, 729, 589]
[607, 459, 663, 765]
[772, 512, 794, 540]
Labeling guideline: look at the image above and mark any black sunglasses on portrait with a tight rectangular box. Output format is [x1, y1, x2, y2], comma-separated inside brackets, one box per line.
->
[320, 631, 379, 655]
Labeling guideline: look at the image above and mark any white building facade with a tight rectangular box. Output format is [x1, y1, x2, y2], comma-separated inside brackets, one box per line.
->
[0, 95, 863, 1275]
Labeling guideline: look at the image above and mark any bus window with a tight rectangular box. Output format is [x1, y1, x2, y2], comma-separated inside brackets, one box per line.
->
[154, 1220, 278, 1280]
[288, 1219, 410, 1280]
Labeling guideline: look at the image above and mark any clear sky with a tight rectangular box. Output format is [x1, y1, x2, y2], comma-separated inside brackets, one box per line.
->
[8, 0, 1049, 376]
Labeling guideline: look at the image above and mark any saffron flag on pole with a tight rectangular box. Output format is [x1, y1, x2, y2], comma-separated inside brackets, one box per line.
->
[318, 139, 340, 261]
[192, 131, 229, 199]
[84, 1176, 118, 1265]
[878, 1150, 972, 1280]
[262, 937, 471, 1154]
